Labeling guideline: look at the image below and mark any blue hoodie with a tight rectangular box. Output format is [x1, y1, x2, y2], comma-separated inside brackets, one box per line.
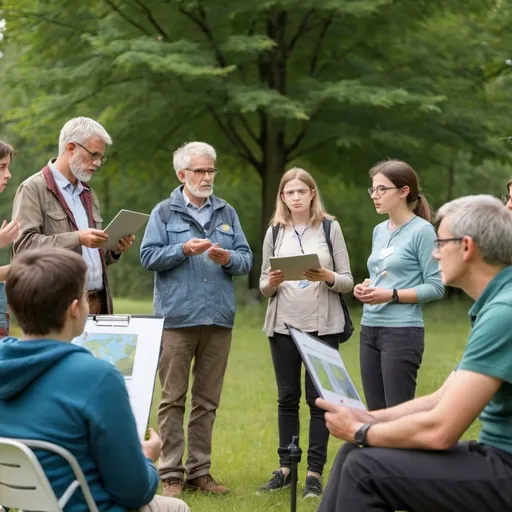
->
[0, 337, 159, 511]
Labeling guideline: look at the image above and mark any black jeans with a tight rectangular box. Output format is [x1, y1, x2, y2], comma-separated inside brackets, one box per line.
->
[360, 325, 424, 410]
[269, 331, 339, 475]
[319, 441, 512, 511]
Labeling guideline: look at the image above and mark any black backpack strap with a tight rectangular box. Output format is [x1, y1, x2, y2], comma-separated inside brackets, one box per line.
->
[322, 218, 334, 266]
[272, 225, 280, 257]
[323, 218, 354, 343]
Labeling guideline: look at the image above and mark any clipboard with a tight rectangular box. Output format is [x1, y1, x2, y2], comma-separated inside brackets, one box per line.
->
[287, 324, 366, 410]
[72, 314, 165, 441]
[102, 209, 150, 251]
[270, 253, 321, 281]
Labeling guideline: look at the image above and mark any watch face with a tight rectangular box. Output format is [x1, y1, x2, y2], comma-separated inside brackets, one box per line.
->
[355, 424, 369, 446]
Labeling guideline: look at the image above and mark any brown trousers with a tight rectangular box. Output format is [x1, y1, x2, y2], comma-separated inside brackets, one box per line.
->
[158, 326, 232, 480]
[87, 291, 108, 315]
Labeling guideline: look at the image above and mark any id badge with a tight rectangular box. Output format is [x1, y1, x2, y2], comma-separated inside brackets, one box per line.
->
[298, 280, 310, 289]
[379, 245, 395, 260]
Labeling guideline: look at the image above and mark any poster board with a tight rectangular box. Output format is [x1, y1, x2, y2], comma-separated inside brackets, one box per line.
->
[288, 324, 366, 410]
[72, 315, 164, 440]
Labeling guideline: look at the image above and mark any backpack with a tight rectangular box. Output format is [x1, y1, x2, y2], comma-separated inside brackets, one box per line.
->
[271, 219, 354, 343]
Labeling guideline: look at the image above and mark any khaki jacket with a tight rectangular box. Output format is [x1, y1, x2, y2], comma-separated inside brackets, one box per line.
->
[12, 164, 119, 313]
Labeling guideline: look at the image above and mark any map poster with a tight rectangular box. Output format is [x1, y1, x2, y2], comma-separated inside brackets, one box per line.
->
[72, 315, 165, 440]
[287, 324, 366, 410]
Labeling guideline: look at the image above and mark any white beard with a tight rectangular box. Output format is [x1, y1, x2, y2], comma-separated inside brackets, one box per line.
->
[186, 178, 213, 198]
[70, 153, 92, 183]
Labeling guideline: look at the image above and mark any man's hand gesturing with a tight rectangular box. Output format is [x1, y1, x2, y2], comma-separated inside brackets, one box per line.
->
[183, 238, 212, 256]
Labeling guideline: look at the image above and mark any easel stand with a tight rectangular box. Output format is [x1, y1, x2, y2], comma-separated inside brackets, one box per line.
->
[287, 435, 302, 512]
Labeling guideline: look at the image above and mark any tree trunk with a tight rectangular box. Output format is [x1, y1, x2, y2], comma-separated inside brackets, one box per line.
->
[247, 8, 288, 289]
[446, 161, 455, 202]
[248, 119, 287, 289]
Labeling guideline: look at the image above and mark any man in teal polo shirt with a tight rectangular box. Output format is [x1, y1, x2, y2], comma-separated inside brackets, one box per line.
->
[316, 195, 512, 512]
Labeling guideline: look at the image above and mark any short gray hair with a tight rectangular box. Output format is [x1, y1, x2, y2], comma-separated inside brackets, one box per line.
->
[173, 141, 217, 175]
[436, 195, 512, 266]
[58, 117, 112, 155]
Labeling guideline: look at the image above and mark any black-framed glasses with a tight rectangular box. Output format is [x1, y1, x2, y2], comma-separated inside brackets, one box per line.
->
[368, 185, 400, 197]
[72, 141, 107, 165]
[185, 168, 218, 177]
[501, 193, 511, 205]
[433, 237, 463, 250]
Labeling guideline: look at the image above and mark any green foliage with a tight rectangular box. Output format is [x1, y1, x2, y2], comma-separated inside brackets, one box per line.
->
[1, 0, 512, 293]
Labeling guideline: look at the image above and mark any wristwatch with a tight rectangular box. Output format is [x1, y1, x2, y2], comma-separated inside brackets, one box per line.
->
[354, 423, 373, 448]
[392, 288, 399, 303]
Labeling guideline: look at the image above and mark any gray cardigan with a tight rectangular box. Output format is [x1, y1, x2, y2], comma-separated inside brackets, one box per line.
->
[260, 220, 354, 337]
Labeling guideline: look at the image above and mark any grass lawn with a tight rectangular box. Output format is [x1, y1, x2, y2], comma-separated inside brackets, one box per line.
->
[107, 297, 478, 512]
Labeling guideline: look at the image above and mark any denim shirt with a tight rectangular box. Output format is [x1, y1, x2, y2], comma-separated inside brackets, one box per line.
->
[140, 186, 253, 329]
[182, 188, 212, 227]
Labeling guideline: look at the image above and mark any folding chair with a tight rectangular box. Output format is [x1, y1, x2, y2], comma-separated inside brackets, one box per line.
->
[0, 438, 99, 512]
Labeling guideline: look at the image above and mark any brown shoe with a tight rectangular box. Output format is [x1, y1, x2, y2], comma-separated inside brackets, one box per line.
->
[187, 474, 229, 495]
[162, 477, 184, 497]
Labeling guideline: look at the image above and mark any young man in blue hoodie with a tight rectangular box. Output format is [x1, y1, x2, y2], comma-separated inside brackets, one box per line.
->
[0, 248, 189, 512]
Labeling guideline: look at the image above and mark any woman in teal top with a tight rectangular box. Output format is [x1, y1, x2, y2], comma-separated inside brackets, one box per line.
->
[0, 141, 20, 337]
[354, 160, 444, 410]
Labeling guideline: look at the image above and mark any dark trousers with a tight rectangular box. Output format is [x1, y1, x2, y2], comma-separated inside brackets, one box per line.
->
[319, 441, 512, 511]
[269, 331, 339, 475]
[360, 325, 424, 410]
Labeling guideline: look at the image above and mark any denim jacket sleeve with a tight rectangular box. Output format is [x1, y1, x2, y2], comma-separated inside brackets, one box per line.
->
[140, 204, 187, 272]
[222, 208, 253, 276]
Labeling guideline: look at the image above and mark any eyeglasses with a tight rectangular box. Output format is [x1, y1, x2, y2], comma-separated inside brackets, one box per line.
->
[501, 194, 511, 205]
[283, 188, 310, 198]
[185, 168, 218, 177]
[73, 141, 107, 165]
[368, 186, 400, 197]
[433, 237, 463, 250]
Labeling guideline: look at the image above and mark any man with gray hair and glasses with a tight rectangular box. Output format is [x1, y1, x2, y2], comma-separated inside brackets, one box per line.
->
[141, 141, 252, 498]
[315, 195, 512, 512]
[12, 116, 135, 314]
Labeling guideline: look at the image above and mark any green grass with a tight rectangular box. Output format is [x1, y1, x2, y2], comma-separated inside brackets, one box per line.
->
[7, 298, 475, 510]
[109, 297, 478, 512]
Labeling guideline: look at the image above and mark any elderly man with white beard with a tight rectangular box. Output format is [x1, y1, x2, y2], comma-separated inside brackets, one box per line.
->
[12, 116, 134, 314]
[140, 141, 252, 498]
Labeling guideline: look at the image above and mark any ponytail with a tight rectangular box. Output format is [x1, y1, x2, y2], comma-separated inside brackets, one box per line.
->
[413, 194, 432, 223]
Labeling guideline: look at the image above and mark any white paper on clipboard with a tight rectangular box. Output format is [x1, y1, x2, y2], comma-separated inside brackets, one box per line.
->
[102, 209, 150, 251]
[72, 315, 164, 441]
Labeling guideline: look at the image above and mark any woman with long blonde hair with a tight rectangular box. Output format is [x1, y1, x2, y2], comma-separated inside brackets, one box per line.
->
[258, 168, 353, 498]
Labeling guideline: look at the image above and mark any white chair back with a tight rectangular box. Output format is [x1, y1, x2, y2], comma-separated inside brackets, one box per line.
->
[0, 438, 99, 512]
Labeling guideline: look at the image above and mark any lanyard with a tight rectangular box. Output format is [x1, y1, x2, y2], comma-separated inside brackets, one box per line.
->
[293, 226, 308, 254]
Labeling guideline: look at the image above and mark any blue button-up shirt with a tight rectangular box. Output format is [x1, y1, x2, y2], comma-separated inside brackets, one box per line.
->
[182, 188, 212, 227]
[49, 162, 103, 291]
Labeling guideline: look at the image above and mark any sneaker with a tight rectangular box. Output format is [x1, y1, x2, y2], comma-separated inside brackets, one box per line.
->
[187, 474, 229, 495]
[303, 475, 322, 498]
[162, 477, 184, 498]
[257, 470, 292, 494]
